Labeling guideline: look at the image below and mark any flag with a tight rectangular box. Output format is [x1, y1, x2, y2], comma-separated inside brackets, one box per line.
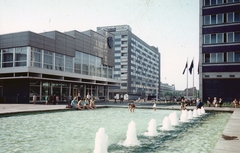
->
[182, 61, 188, 75]
[189, 60, 194, 74]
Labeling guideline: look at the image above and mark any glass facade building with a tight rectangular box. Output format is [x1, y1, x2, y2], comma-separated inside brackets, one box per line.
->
[0, 30, 119, 103]
[200, 0, 240, 101]
[97, 25, 161, 100]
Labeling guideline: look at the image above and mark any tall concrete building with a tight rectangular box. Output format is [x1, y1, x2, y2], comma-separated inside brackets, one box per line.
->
[97, 25, 161, 100]
[200, 0, 240, 101]
[0, 29, 119, 103]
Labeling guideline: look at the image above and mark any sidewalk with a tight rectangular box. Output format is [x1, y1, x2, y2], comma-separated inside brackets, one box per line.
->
[0, 102, 239, 153]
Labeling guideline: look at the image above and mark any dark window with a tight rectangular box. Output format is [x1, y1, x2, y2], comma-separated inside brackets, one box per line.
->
[205, 0, 210, 6]
[235, 12, 240, 22]
[205, 54, 210, 63]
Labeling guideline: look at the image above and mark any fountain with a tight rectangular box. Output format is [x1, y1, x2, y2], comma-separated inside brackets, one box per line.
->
[201, 107, 205, 114]
[160, 116, 173, 130]
[197, 108, 202, 116]
[188, 110, 193, 120]
[193, 109, 199, 118]
[180, 110, 189, 122]
[169, 111, 179, 126]
[93, 128, 108, 153]
[0, 108, 231, 153]
[123, 121, 140, 146]
[144, 119, 158, 136]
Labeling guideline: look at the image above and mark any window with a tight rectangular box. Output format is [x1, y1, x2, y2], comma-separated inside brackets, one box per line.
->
[227, 12, 234, 23]
[211, 0, 217, 4]
[235, 32, 240, 42]
[65, 56, 73, 73]
[217, 53, 223, 62]
[55, 53, 64, 71]
[211, 15, 216, 24]
[211, 34, 216, 44]
[211, 53, 217, 63]
[31, 48, 42, 68]
[235, 12, 240, 22]
[43, 51, 53, 69]
[2, 48, 13, 67]
[82, 53, 89, 75]
[228, 52, 234, 62]
[15, 47, 27, 67]
[205, 0, 210, 6]
[227, 0, 233, 2]
[235, 52, 240, 62]
[217, 14, 223, 24]
[74, 51, 82, 74]
[228, 32, 234, 42]
[204, 34, 210, 44]
[205, 54, 210, 63]
[217, 33, 223, 43]
[217, 0, 223, 4]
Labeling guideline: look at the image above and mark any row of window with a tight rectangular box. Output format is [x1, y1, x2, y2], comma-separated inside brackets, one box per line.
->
[203, 32, 240, 44]
[203, 51, 240, 63]
[1, 47, 27, 67]
[203, 12, 240, 25]
[0, 47, 113, 79]
[204, 0, 240, 6]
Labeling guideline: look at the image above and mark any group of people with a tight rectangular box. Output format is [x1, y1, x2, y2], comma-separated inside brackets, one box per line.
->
[206, 97, 223, 107]
[70, 96, 97, 110]
[45, 94, 61, 105]
[114, 94, 124, 103]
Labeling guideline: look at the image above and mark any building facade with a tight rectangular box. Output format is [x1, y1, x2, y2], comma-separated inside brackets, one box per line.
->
[200, 0, 240, 102]
[0, 30, 119, 103]
[97, 25, 161, 100]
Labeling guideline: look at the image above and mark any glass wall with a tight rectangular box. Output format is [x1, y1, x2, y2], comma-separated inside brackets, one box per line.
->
[43, 51, 53, 69]
[2, 48, 14, 67]
[15, 47, 27, 67]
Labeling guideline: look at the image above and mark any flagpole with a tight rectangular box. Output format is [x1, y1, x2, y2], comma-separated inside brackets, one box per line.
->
[187, 58, 188, 100]
[193, 57, 194, 99]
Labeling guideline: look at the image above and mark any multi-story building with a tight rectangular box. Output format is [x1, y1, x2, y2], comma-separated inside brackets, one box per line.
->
[200, 0, 240, 102]
[97, 25, 161, 100]
[0, 29, 119, 103]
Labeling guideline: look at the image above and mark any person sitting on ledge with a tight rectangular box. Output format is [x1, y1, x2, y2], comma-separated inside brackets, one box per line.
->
[232, 98, 239, 108]
[90, 97, 97, 109]
[70, 96, 82, 110]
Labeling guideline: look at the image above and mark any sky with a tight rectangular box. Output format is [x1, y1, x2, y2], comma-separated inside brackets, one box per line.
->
[0, 0, 199, 90]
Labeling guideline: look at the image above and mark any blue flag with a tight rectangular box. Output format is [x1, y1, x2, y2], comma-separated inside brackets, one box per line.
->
[182, 62, 188, 75]
[189, 60, 194, 74]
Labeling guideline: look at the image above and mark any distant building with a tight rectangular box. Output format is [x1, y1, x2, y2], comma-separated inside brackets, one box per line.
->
[160, 83, 175, 100]
[0, 29, 119, 103]
[199, 1, 240, 102]
[97, 25, 161, 100]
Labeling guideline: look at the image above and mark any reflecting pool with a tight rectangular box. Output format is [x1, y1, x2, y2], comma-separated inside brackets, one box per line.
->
[0, 108, 231, 153]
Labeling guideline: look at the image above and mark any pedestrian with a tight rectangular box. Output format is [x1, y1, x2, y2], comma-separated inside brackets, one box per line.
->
[53, 94, 56, 105]
[114, 95, 117, 103]
[68, 94, 72, 105]
[56, 95, 59, 105]
[45, 94, 49, 105]
[153, 100, 157, 111]
[120, 94, 123, 103]
[33, 94, 37, 105]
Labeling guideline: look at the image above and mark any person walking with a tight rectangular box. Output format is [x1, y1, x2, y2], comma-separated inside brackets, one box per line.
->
[153, 100, 157, 111]
[45, 94, 49, 105]
[33, 94, 37, 105]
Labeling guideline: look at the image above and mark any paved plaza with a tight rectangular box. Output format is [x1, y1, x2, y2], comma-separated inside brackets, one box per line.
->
[0, 101, 239, 153]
